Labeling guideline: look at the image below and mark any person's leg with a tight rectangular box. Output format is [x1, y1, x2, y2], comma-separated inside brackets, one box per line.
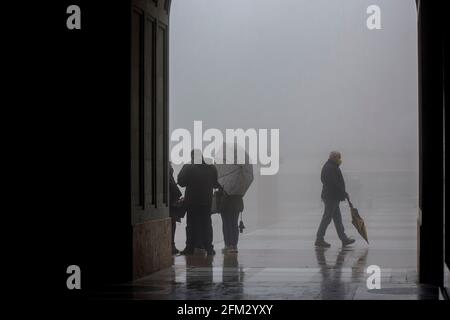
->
[171, 217, 178, 253]
[221, 212, 230, 247]
[171, 218, 175, 245]
[332, 204, 348, 241]
[203, 206, 215, 254]
[191, 207, 204, 250]
[181, 209, 195, 254]
[316, 200, 337, 240]
[230, 210, 240, 248]
[186, 211, 192, 248]
[198, 207, 206, 250]
[332, 205, 355, 246]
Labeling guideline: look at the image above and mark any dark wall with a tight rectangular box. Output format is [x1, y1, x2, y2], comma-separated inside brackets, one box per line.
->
[417, 0, 445, 286]
[29, 0, 172, 297]
[445, 12, 449, 275]
[46, 1, 133, 293]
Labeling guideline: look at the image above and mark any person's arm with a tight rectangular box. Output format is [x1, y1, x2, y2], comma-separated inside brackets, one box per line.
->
[173, 176, 182, 199]
[335, 168, 348, 199]
[177, 165, 189, 187]
[212, 166, 220, 189]
[239, 196, 244, 212]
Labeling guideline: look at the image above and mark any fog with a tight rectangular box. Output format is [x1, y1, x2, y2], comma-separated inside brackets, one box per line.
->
[169, 0, 418, 247]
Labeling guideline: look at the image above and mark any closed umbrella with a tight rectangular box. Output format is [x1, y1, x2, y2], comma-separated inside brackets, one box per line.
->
[347, 198, 369, 244]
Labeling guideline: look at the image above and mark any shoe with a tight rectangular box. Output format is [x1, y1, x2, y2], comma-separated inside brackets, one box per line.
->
[194, 248, 206, 256]
[180, 248, 194, 255]
[206, 249, 216, 256]
[315, 239, 331, 248]
[222, 246, 231, 254]
[172, 247, 180, 255]
[228, 246, 238, 253]
[342, 238, 356, 247]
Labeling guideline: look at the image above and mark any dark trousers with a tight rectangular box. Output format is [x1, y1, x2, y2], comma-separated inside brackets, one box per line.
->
[186, 205, 214, 251]
[221, 210, 240, 247]
[171, 217, 177, 248]
[316, 199, 347, 241]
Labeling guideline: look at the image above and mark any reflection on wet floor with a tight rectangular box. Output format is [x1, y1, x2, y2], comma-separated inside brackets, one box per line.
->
[91, 209, 440, 300]
[314, 247, 367, 299]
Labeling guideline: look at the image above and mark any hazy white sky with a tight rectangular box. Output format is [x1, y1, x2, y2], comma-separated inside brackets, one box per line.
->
[169, 0, 418, 174]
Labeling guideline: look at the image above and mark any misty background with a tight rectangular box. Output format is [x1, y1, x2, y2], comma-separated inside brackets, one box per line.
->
[169, 0, 418, 246]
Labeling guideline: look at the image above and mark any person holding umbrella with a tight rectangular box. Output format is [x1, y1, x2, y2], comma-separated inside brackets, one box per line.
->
[214, 143, 254, 254]
[315, 151, 355, 248]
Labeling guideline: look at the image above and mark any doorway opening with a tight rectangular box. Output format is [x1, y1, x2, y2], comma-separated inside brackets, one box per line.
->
[158, 0, 423, 299]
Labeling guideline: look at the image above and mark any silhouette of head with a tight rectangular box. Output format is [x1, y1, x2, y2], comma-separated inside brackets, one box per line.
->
[191, 149, 204, 164]
[329, 151, 342, 166]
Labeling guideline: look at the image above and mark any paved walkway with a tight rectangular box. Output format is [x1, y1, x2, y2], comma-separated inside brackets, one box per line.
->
[96, 206, 439, 300]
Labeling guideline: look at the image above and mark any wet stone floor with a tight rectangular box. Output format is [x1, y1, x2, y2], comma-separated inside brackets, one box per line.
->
[93, 209, 440, 300]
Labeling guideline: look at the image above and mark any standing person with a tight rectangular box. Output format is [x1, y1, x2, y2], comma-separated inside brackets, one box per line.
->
[177, 150, 219, 256]
[220, 192, 244, 253]
[169, 162, 183, 255]
[315, 151, 355, 248]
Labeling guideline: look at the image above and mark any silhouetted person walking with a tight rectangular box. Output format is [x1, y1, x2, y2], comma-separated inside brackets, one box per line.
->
[178, 150, 219, 256]
[315, 151, 355, 248]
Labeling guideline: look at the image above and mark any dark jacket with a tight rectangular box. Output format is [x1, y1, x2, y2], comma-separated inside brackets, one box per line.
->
[169, 166, 182, 205]
[320, 159, 347, 201]
[169, 165, 183, 220]
[221, 194, 244, 214]
[177, 163, 219, 208]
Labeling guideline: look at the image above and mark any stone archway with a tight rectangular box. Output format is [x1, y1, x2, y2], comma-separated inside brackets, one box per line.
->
[130, 0, 445, 287]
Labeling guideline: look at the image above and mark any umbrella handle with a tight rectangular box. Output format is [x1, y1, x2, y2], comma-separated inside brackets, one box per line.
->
[346, 195, 353, 209]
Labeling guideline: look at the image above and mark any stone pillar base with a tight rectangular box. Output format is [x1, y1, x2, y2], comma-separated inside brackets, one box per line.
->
[133, 217, 172, 279]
